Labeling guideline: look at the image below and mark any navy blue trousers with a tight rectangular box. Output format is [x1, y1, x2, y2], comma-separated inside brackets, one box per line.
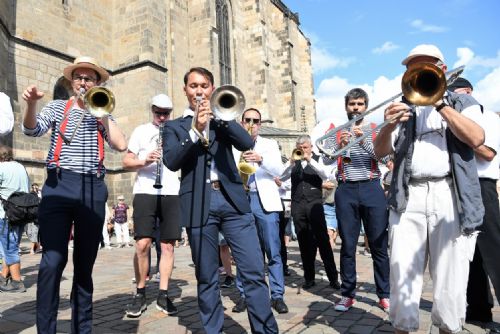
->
[36, 169, 107, 334]
[187, 188, 278, 334]
[335, 179, 390, 299]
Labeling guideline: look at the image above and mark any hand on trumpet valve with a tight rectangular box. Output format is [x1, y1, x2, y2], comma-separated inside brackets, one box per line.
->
[242, 150, 262, 164]
[195, 97, 213, 133]
[384, 102, 412, 125]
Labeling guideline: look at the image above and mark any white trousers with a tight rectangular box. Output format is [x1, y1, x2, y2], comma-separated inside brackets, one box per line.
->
[102, 222, 110, 246]
[115, 223, 130, 244]
[388, 178, 476, 333]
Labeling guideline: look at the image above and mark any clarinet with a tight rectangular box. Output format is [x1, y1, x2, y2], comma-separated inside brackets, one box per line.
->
[153, 122, 164, 189]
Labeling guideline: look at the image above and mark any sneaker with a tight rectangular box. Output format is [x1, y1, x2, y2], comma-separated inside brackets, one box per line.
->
[271, 298, 289, 314]
[334, 296, 355, 312]
[0, 275, 10, 286]
[221, 276, 234, 288]
[378, 298, 390, 312]
[302, 280, 316, 289]
[232, 298, 247, 313]
[0, 280, 26, 293]
[156, 292, 178, 315]
[125, 293, 147, 317]
[150, 272, 161, 283]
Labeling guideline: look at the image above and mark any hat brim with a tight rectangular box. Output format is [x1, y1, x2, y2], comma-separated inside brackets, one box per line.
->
[63, 63, 110, 82]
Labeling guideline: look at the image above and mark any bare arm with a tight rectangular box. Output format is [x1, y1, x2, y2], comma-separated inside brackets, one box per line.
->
[122, 150, 161, 171]
[100, 116, 127, 152]
[437, 102, 484, 149]
[474, 145, 496, 161]
[374, 102, 412, 159]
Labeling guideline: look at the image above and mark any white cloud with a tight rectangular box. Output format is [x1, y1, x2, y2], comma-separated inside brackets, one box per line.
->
[311, 46, 355, 73]
[372, 41, 399, 55]
[453, 47, 475, 67]
[410, 19, 448, 33]
[315, 73, 402, 124]
[475, 67, 500, 112]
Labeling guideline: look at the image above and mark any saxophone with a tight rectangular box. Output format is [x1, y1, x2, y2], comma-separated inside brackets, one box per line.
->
[238, 120, 257, 191]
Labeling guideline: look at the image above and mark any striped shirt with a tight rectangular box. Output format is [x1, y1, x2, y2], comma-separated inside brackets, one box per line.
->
[324, 123, 382, 182]
[22, 99, 113, 174]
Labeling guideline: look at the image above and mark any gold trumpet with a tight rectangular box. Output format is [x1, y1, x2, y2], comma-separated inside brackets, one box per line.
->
[238, 120, 257, 190]
[291, 148, 305, 161]
[58, 86, 115, 145]
[315, 64, 465, 159]
[191, 85, 246, 148]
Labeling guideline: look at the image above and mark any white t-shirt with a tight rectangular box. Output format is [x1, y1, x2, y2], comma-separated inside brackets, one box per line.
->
[128, 122, 180, 195]
[476, 110, 500, 180]
[392, 103, 483, 178]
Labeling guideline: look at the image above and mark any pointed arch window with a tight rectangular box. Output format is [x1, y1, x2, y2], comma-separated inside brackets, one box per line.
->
[216, 0, 231, 84]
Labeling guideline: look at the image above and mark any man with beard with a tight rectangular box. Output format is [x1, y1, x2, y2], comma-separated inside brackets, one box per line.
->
[325, 88, 390, 312]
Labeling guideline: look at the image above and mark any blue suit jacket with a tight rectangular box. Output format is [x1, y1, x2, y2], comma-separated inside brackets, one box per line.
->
[163, 116, 253, 228]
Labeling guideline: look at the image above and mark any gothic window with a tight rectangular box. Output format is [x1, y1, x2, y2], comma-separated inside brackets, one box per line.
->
[216, 0, 231, 85]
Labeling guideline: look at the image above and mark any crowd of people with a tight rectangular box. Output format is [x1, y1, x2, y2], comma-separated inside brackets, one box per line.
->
[0, 44, 499, 334]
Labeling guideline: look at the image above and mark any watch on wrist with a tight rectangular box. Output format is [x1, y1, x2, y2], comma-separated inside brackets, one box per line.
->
[435, 100, 447, 112]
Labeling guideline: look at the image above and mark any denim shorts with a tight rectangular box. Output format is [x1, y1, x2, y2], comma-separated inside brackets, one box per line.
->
[323, 204, 338, 231]
[0, 218, 22, 266]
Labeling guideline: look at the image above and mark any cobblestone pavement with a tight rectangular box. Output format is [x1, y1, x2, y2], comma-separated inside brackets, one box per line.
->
[0, 237, 498, 334]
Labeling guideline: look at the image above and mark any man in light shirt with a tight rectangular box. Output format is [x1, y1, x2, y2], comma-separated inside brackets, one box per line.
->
[123, 94, 181, 317]
[449, 78, 500, 331]
[374, 44, 485, 334]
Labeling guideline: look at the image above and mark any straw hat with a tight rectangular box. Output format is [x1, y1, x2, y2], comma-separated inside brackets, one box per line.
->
[63, 56, 110, 82]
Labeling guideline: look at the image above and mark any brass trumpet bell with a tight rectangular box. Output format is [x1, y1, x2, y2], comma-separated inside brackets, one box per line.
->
[83, 86, 115, 118]
[210, 85, 246, 121]
[401, 63, 447, 106]
[292, 148, 304, 161]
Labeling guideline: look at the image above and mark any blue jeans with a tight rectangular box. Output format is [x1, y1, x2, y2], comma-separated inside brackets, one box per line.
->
[323, 203, 338, 231]
[236, 192, 284, 300]
[0, 218, 22, 266]
[186, 188, 278, 334]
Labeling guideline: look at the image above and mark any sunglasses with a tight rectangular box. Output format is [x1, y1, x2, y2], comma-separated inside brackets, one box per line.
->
[243, 118, 260, 124]
[154, 111, 171, 117]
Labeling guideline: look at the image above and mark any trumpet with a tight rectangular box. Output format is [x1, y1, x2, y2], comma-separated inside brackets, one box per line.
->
[191, 85, 246, 148]
[238, 120, 257, 191]
[58, 86, 115, 145]
[316, 64, 465, 159]
[291, 148, 305, 161]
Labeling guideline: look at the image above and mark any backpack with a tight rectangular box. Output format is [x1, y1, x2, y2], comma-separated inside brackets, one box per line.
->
[1, 191, 40, 226]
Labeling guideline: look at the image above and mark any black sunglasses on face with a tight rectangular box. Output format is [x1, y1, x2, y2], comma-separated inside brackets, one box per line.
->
[244, 118, 260, 124]
[154, 111, 171, 117]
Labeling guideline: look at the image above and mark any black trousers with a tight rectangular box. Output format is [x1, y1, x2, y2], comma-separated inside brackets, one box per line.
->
[36, 169, 107, 334]
[291, 198, 338, 283]
[466, 178, 500, 322]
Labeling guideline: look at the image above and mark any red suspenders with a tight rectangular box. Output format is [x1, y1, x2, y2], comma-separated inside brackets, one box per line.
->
[49, 98, 104, 175]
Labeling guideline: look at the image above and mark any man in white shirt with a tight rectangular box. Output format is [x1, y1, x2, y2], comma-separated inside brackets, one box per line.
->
[374, 44, 485, 333]
[0, 92, 14, 136]
[231, 108, 288, 314]
[449, 78, 500, 330]
[123, 94, 181, 317]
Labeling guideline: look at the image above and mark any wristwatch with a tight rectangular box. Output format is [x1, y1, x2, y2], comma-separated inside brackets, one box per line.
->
[435, 99, 447, 112]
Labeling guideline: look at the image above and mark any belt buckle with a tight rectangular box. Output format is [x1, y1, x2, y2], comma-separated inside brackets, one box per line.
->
[211, 181, 221, 191]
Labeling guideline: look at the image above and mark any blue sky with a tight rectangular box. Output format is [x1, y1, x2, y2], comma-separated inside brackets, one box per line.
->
[283, 0, 500, 126]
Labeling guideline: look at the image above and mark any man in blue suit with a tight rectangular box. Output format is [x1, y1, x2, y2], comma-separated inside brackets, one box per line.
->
[163, 67, 278, 334]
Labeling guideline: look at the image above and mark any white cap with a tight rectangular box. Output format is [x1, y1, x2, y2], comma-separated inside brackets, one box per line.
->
[402, 44, 445, 65]
[117, 195, 124, 200]
[151, 94, 173, 109]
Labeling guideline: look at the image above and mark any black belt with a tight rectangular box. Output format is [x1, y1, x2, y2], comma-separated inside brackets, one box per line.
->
[211, 181, 221, 190]
[338, 178, 374, 184]
[409, 175, 450, 183]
